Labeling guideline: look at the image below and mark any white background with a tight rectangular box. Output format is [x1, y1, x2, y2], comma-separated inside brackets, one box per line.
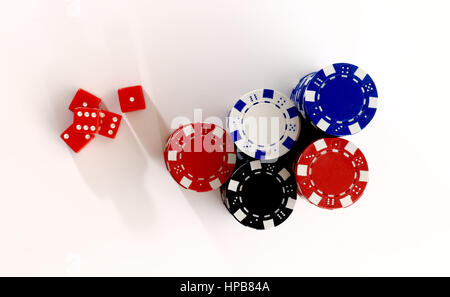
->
[1, 0, 449, 276]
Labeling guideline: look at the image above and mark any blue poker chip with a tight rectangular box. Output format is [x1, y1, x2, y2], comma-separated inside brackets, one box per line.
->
[292, 63, 378, 136]
[290, 72, 315, 119]
[228, 89, 301, 160]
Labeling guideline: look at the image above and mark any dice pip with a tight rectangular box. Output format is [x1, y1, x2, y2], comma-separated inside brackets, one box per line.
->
[98, 110, 122, 139]
[117, 85, 146, 113]
[73, 107, 100, 134]
[60, 124, 95, 153]
[69, 89, 102, 111]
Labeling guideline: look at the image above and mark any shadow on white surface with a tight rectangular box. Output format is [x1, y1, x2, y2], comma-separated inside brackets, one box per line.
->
[51, 86, 172, 234]
[125, 90, 170, 166]
[72, 122, 155, 233]
[177, 180, 251, 234]
[49, 87, 82, 132]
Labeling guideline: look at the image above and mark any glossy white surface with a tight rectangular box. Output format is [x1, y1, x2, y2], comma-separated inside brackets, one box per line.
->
[1, 0, 449, 276]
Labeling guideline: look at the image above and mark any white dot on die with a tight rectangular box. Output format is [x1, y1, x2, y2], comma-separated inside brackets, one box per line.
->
[108, 130, 113, 135]
[63, 134, 69, 139]
[100, 112, 105, 118]
[85, 135, 90, 140]
[76, 125, 82, 130]
[84, 112, 90, 117]
[129, 97, 135, 102]
[110, 123, 116, 129]
[82, 102, 87, 107]
[83, 125, 89, 130]
[77, 111, 83, 117]
[90, 126, 96, 131]
[91, 112, 97, 118]
[112, 117, 117, 122]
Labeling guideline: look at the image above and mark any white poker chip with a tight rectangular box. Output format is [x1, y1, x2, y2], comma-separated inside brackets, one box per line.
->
[228, 89, 300, 160]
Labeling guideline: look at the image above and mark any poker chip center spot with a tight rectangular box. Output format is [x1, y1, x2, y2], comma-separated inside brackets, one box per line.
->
[181, 150, 225, 179]
[241, 174, 284, 215]
[319, 77, 364, 122]
[311, 152, 355, 195]
[242, 103, 287, 147]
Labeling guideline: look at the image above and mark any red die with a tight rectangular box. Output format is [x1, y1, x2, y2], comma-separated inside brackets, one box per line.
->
[73, 107, 100, 134]
[69, 89, 102, 111]
[117, 85, 146, 113]
[60, 124, 95, 153]
[98, 110, 122, 139]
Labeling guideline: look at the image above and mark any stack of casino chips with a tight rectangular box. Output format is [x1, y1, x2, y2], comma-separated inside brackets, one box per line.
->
[291, 63, 378, 136]
[164, 123, 236, 192]
[290, 63, 377, 209]
[221, 89, 301, 229]
[164, 62, 378, 230]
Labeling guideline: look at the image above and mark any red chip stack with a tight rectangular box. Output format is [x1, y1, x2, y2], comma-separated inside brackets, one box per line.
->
[164, 123, 236, 192]
[295, 137, 369, 209]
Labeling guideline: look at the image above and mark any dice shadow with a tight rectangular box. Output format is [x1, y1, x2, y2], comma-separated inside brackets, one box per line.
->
[49, 84, 173, 234]
[49, 86, 81, 133]
[124, 90, 170, 166]
[46, 83, 154, 233]
[71, 122, 155, 234]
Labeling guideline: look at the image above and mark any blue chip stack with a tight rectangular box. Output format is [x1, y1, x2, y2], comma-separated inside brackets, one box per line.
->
[291, 63, 378, 136]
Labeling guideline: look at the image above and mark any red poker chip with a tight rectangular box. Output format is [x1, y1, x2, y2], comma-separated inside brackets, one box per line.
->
[295, 138, 369, 209]
[164, 123, 236, 192]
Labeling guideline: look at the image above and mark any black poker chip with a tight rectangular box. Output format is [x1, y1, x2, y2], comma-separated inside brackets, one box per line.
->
[221, 160, 297, 230]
